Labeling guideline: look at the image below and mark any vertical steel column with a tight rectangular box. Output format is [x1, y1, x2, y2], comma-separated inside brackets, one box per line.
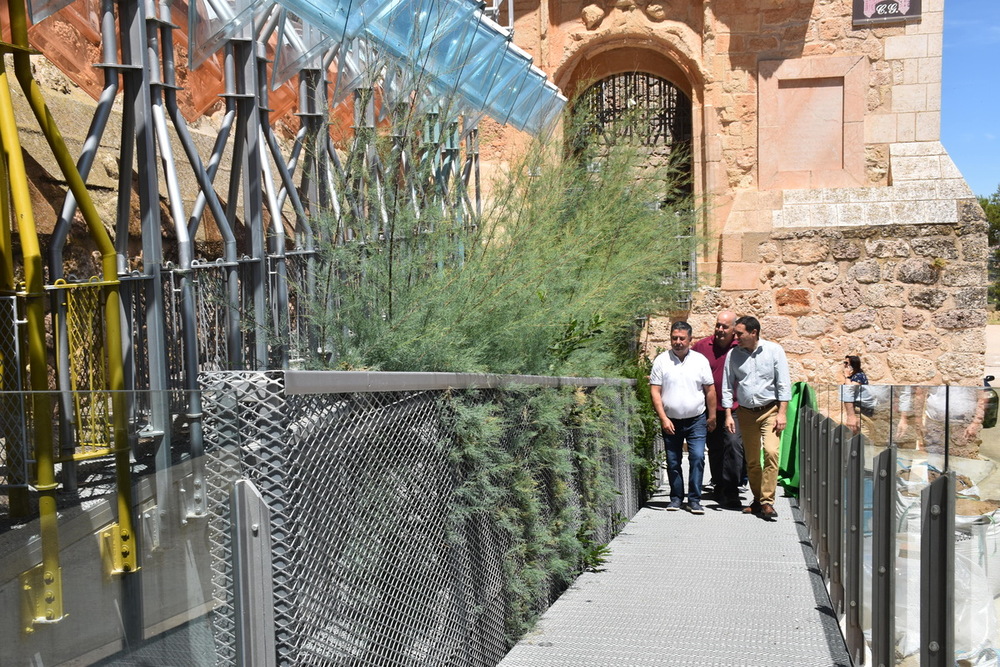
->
[920, 472, 954, 666]
[827, 424, 845, 612]
[871, 446, 897, 667]
[231, 480, 277, 667]
[844, 429, 864, 663]
[231, 35, 269, 368]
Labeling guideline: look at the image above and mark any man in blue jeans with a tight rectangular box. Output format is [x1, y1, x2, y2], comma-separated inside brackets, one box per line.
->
[649, 321, 716, 514]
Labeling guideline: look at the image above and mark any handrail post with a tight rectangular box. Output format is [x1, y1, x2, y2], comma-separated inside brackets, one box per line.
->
[828, 423, 845, 612]
[231, 480, 277, 667]
[844, 429, 864, 663]
[871, 446, 896, 667]
[920, 471, 954, 666]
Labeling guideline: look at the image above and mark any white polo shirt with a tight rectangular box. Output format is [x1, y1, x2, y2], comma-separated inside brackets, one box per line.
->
[649, 349, 714, 419]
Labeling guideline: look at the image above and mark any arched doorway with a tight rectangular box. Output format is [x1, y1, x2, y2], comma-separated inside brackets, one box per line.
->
[570, 72, 693, 206]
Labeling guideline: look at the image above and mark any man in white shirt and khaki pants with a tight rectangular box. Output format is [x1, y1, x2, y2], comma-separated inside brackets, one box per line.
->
[721, 316, 791, 522]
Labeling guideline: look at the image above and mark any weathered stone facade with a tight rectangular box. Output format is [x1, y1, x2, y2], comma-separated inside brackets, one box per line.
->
[494, 0, 985, 386]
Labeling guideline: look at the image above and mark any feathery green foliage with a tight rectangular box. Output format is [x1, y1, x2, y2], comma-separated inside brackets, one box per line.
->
[304, 121, 695, 376]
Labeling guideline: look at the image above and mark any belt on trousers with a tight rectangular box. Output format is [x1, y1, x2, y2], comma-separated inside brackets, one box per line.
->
[740, 401, 777, 413]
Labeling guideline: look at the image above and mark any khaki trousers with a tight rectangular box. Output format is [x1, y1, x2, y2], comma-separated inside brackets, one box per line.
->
[737, 404, 781, 506]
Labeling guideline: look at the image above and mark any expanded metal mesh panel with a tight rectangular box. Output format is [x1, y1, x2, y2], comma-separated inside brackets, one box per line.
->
[200, 372, 640, 666]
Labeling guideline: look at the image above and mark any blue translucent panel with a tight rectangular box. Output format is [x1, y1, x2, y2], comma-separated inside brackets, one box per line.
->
[363, 0, 479, 65]
[275, 0, 406, 44]
[479, 44, 534, 124]
[272, 9, 336, 89]
[432, 14, 510, 110]
[518, 86, 567, 140]
[189, 0, 272, 70]
[503, 66, 549, 129]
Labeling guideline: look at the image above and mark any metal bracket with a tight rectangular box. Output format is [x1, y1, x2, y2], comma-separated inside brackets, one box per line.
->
[19, 564, 65, 632]
[98, 522, 139, 575]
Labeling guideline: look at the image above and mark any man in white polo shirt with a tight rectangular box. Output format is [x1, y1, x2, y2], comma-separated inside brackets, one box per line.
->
[650, 321, 716, 514]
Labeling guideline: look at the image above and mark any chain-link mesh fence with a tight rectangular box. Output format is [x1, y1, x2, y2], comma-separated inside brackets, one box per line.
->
[200, 371, 644, 666]
[0, 295, 28, 490]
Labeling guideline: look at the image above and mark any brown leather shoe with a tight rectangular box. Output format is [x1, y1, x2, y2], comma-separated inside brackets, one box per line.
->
[760, 504, 778, 521]
[742, 500, 761, 515]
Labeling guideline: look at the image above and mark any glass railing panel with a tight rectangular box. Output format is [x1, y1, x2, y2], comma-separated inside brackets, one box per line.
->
[1, 390, 237, 665]
[948, 383, 1000, 665]
[893, 385, 930, 665]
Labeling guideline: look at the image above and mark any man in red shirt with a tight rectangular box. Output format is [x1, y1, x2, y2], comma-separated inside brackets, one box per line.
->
[692, 310, 745, 509]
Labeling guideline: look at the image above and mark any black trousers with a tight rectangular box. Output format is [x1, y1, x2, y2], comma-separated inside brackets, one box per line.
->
[706, 409, 746, 500]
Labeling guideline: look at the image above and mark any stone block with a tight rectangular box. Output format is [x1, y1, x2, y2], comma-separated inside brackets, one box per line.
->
[781, 339, 815, 355]
[807, 262, 840, 284]
[931, 309, 987, 329]
[884, 34, 928, 60]
[817, 284, 863, 313]
[721, 263, 764, 290]
[940, 264, 985, 287]
[901, 308, 926, 328]
[910, 237, 958, 259]
[906, 332, 940, 352]
[831, 239, 862, 261]
[908, 288, 948, 311]
[865, 202, 896, 226]
[876, 309, 898, 330]
[720, 233, 745, 262]
[865, 238, 910, 258]
[775, 287, 813, 315]
[953, 287, 987, 310]
[924, 199, 958, 223]
[732, 291, 774, 317]
[797, 315, 834, 338]
[865, 114, 897, 144]
[896, 258, 939, 284]
[839, 202, 867, 226]
[951, 329, 987, 355]
[892, 83, 927, 113]
[895, 113, 916, 142]
[847, 259, 881, 284]
[761, 315, 793, 339]
[937, 353, 985, 383]
[783, 238, 830, 264]
[890, 141, 946, 157]
[864, 333, 903, 353]
[891, 155, 940, 181]
[842, 309, 876, 332]
[915, 111, 940, 142]
[960, 235, 989, 262]
[861, 284, 907, 308]
[887, 353, 938, 383]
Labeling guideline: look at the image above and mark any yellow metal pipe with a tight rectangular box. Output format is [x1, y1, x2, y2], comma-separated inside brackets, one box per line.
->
[7, 0, 135, 570]
[0, 108, 30, 518]
[0, 51, 63, 620]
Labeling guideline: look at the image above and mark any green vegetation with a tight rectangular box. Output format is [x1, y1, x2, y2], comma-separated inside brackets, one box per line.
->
[981, 184, 1000, 310]
[301, 106, 694, 644]
[305, 115, 695, 377]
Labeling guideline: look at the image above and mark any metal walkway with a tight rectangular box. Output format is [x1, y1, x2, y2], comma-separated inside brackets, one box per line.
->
[498, 485, 852, 667]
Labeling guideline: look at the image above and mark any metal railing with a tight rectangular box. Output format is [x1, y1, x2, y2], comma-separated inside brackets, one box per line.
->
[798, 383, 1000, 667]
[0, 370, 647, 666]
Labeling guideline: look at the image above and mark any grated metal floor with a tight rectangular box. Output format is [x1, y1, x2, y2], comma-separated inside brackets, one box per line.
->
[498, 482, 852, 667]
